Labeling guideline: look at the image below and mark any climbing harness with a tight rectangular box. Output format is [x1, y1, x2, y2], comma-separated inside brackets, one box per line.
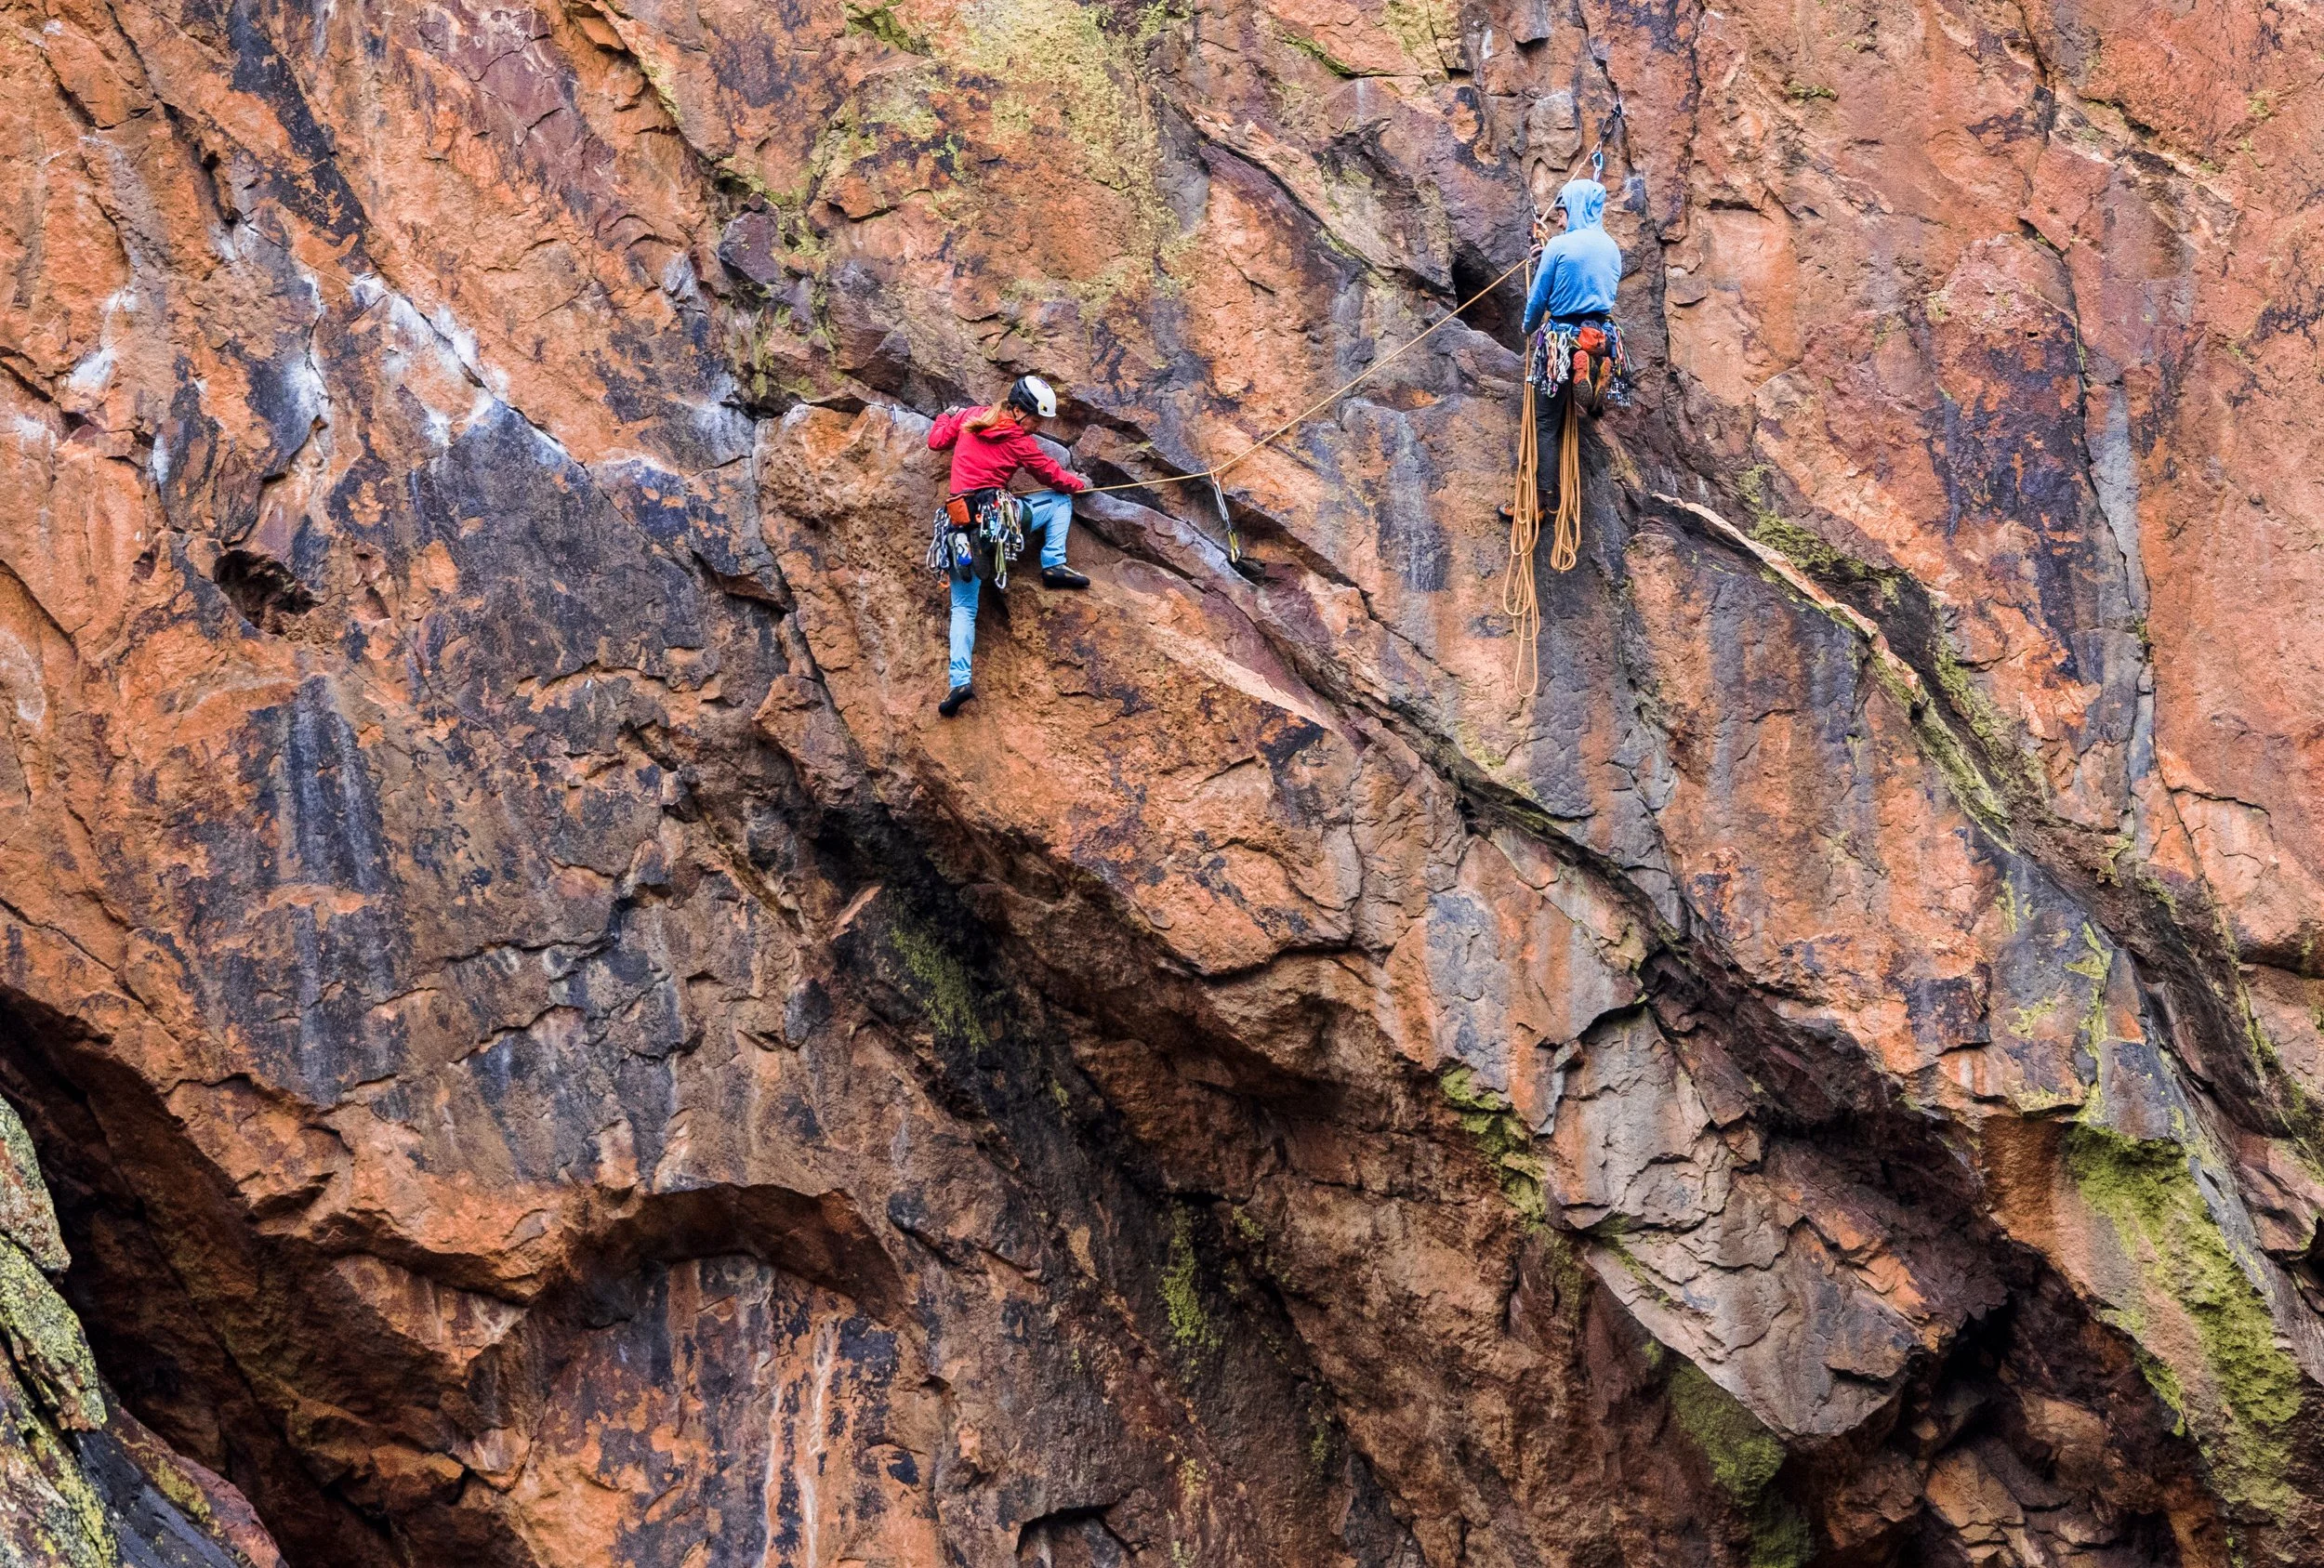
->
[927, 488, 1029, 589]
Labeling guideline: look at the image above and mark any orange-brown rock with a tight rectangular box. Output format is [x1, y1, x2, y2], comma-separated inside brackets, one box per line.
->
[3, 0, 2322, 1562]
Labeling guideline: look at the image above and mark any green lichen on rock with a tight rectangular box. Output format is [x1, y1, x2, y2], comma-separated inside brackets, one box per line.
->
[1929, 636, 2045, 797]
[1306, 1408, 1335, 1476]
[843, 1, 927, 52]
[880, 916, 991, 1051]
[1852, 650, 2012, 837]
[0, 1238, 103, 1433]
[0, 1356, 115, 1568]
[1380, 0, 1457, 78]
[1667, 1361, 1785, 1505]
[1736, 468, 1894, 594]
[1750, 511, 1858, 582]
[1161, 1206, 1221, 1353]
[2063, 1125, 2304, 1515]
[1746, 1497, 1814, 1568]
[2067, 923, 2114, 1053]
[956, 0, 1161, 198]
[0, 1099, 66, 1274]
[1665, 1361, 1814, 1564]
[633, 51, 688, 134]
[1440, 1066, 1547, 1224]
[139, 1443, 220, 1535]
[1280, 27, 1359, 78]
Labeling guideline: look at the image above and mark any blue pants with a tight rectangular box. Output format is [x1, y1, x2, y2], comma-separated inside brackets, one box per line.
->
[948, 491, 1074, 689]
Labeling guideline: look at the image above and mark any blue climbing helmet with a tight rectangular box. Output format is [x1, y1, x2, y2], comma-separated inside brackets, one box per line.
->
[1555, 178, 1608, 230]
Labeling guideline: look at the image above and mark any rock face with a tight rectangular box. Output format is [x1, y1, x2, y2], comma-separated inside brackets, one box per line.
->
[3, 0, 2322, 1561]
[0, 1095, 284, 1567]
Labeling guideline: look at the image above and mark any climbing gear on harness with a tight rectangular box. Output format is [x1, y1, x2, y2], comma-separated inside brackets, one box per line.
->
[939, 683, 976, 717]
[1009, 375, 1059, 419]
[1560, 322, 1631, 416]
[931, 494, 979, 582]
[981, 494, 1027, 587]
[1538, 319, 1631, 410]
[1041, 566, 1090, 589]
[926, 489, 1031, 590]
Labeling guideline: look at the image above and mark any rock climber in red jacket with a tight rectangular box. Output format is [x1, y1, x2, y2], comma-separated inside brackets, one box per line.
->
[925, 375, 1090, 717]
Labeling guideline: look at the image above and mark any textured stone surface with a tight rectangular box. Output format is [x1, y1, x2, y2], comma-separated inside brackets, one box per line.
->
[0, 1096, 282, 1567]
[2, 0, 2322, 1562]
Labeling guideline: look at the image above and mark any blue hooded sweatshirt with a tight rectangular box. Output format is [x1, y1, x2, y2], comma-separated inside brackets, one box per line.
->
[1521, 178, 1622, 335]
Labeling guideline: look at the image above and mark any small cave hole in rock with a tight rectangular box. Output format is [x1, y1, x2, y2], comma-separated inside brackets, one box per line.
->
[213, 549, 317, 633]
[1450, 251, 1527, 355]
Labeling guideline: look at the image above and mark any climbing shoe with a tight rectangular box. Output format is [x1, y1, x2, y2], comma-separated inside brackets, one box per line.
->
[1572, 353, 1604, 417]
[1040, 566, 1090, 589]
[938, 684, 977, 718]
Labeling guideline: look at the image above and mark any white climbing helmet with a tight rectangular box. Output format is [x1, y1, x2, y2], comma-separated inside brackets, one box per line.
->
[1009, 375, 1059, 419]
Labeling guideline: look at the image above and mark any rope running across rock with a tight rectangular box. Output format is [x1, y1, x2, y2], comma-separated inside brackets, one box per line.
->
[1077, 253, 1532, 503]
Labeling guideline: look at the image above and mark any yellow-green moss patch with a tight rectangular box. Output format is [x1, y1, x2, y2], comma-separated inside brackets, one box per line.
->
[2064, 1126, 2303, 1515]
[0, 1238, 104, 1432]
[844, 2, 927, 52]
[1441, 1066, 1547, 1224]
[881, 917, 990, 1051]
[1162, 1207, 1221, 1353]
[1668, 1361, 1785, 1505]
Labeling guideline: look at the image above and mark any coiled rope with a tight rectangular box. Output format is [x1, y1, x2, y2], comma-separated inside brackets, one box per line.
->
[1499, 379, 1581, 699]
[1553, 387, 1583, 575]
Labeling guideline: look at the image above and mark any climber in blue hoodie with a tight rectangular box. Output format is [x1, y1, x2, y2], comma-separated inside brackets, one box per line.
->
[1526, 178, 1623, 420]
[1503, 178, 1625, 523]
[1522, 178, 1622, 337]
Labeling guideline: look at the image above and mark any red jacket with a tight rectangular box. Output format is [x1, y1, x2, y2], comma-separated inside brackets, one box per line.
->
[928, 408, 1087, 496]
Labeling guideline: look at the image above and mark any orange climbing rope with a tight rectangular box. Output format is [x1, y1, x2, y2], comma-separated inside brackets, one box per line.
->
[1552, 385, 1583, 575]
[1502, 365, 1544, 696]
[1500, 384, 1579, 698]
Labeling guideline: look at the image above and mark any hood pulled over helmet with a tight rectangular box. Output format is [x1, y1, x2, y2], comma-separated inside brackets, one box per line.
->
[1554, 178, 1609, 231]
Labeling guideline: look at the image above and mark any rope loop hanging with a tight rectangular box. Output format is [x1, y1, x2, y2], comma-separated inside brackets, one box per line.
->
[1498, 360, 1584, 699]
[1501, 359, 1544, 698]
